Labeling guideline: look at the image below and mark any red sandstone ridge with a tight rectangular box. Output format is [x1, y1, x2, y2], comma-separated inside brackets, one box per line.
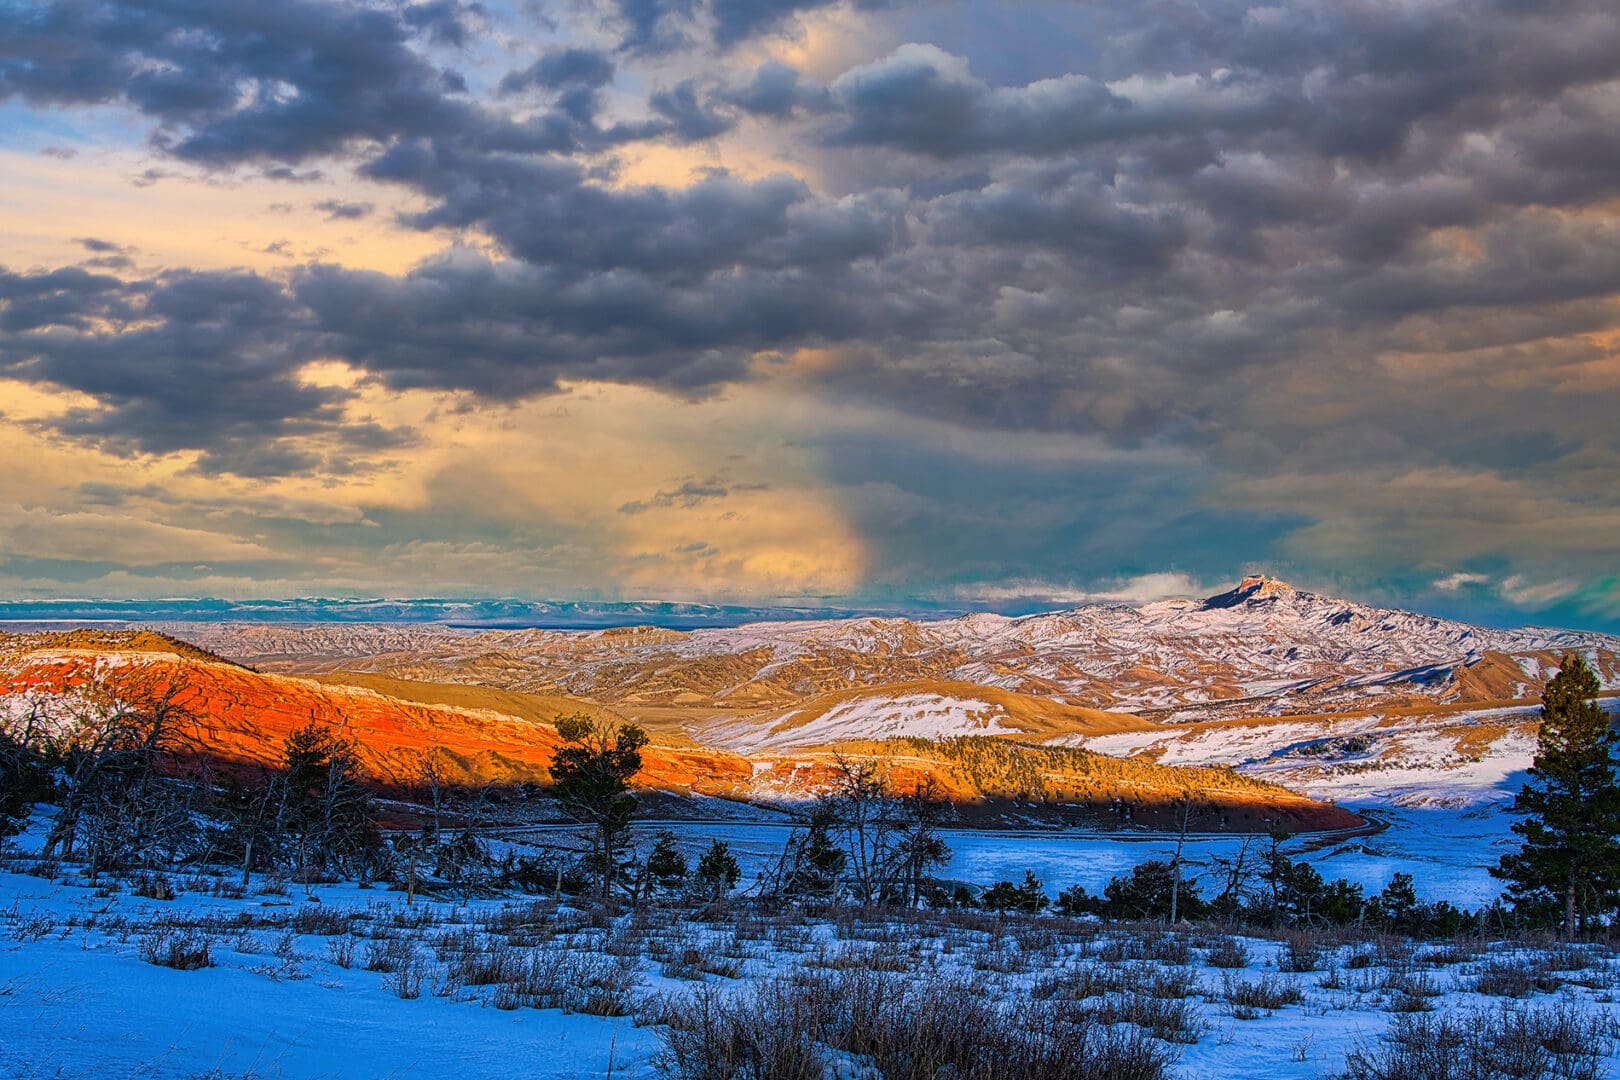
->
[0, 640, 754, 798]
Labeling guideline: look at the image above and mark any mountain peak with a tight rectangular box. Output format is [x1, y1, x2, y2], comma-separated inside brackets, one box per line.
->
[1201, 574, 1298, 609]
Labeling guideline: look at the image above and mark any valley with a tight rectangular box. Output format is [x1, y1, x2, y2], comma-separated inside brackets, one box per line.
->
[6, 575, 1618, 901]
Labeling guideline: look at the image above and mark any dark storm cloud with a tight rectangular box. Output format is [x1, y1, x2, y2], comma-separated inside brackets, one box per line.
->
[311, 199, 374, 220]
[606, 0, 907, 52]
[401, 0, 486, 47]
[7, 0, 1620, 613]
[0, 0, 477, 165]
[0, 265, 413, 475]
[291, 232, 921, 396]
[361, 149, 905, 285]
[825, 44, 1281, 158]
[724, 61, 833, 117]
[648, 81, 736, 143]
[498, 47, 616, 94]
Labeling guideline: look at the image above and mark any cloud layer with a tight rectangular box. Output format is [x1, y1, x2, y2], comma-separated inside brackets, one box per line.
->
[2, 0, 1620, 627]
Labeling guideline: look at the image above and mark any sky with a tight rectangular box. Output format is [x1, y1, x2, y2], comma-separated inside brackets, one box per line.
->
[1, 0, 1619, 631]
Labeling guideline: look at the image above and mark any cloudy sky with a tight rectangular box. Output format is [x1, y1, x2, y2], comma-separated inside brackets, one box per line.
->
[2, 0, 1619, 629]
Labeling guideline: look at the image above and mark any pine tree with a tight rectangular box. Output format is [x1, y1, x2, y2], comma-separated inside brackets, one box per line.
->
[790, 805, 846, 898]
[695, 839, 740, 901]
[646, 829, 689, 894]
[548, 714, 648, 904]
[1492, 653, 1620, 938]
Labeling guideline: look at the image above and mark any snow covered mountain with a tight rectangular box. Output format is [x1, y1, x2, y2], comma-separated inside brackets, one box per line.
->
[161, 575, 1620, 721]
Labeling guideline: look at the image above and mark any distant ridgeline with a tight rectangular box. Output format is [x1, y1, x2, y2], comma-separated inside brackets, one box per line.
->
[0, 597, 929, 629]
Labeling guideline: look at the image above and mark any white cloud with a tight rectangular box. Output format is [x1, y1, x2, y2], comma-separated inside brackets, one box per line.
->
[955, 571, 1211, 607]
[1432, 572, 1491, 592]
[1499, 575, 1581, 608]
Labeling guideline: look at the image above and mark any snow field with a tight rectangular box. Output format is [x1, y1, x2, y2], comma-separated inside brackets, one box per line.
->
[5, 831, 1620, 1080]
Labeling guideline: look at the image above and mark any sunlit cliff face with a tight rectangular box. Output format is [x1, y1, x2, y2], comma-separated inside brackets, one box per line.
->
[2, 0, 1620, 629]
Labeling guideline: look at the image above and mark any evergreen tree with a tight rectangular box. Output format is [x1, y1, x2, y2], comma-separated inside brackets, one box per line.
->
[646, 830, 689, 893]
[1102, 860, 1205, 921]
[782, 805, 846, 900]
[695, 839, 741, 901]
[548, 714, 648, 904]
[1319, 878, 1366, 926]
[1492, 654, 1620, 938]
[983, 870, 1048, 913]
[1054, 882, 1100, 917]
[0, 718, 51, 842]
[1374, 872, 1421, 932]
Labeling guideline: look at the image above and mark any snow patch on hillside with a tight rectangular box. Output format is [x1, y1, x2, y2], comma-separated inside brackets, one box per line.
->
[710, 693, 1017, 751]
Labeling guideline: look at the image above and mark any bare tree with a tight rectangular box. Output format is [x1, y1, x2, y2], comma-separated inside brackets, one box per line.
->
[892, 777, 952, 906]
[417, 745, 450, 833]
[1167, 797, 1196, 925]
[826, 755, 899, 906]
[0, 702, 52, 843]
[1210, 834, 1256, 921]
[43, 673, 205, 879]
[278, 720, 381, 883]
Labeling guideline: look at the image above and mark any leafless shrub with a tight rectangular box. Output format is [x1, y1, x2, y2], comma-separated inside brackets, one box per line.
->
[1204, 936, 1250, 969]
[326, 934, 357, 969]
[1383, 971, 1444, 1013]
[254, 874, 288, 897]
[139, 926, 213, 970]
[364, 936, 418, 973]
[1145, 933, 1193, 966]
[1278, 931, 1323, 973]
[289, 905, 355, 936]
[495, 945, 642, 1015]
[1054, 994, 1209, 1045]
[477, 899, 557, 941]
[9, 910, 58, 943]
[1343, 1001, 1619, 1080]
[767, 920, 812, 953]
[1470, 954, 1561, 998]
[1034, 961, 1198, 1003]
[1221, 972, 1302, 1016]
[130, 872, 176, 900]
[210, 878, 246, 899]
[383, 946, 425, 999]
[654, 969, 1178, 1080]
[653, 981, 827, 1080]
[448, 940, 525, 986]
[1420, 940, 1484, 967]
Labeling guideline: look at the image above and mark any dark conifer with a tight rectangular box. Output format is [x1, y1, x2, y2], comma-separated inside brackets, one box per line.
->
[1492, 654, 1620, 938]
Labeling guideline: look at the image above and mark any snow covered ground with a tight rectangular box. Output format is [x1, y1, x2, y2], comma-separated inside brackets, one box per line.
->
[5, 827, 1620, 1080]
[703, 692, 1019, 752]
[615, 815, 1505, 909]
[0, 877, 654, 1080]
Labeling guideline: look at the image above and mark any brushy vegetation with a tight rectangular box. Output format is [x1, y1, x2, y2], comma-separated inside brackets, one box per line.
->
[8, 856, 1620, 1079]
[1342, 1002, 1619, 1080]
[861, 734, 1298, 805]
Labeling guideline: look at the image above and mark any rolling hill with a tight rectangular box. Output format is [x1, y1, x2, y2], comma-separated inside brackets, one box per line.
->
[0, 630, 1356, 830]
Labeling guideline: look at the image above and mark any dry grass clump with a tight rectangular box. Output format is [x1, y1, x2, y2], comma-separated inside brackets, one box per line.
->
[653, 968, 1179, 1080]
[1343, 1002, 1618, 1080]
[1204, 936, 1250, 969]
[1220, 972, 1303, 1018]
[139, 926, 213, 970]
